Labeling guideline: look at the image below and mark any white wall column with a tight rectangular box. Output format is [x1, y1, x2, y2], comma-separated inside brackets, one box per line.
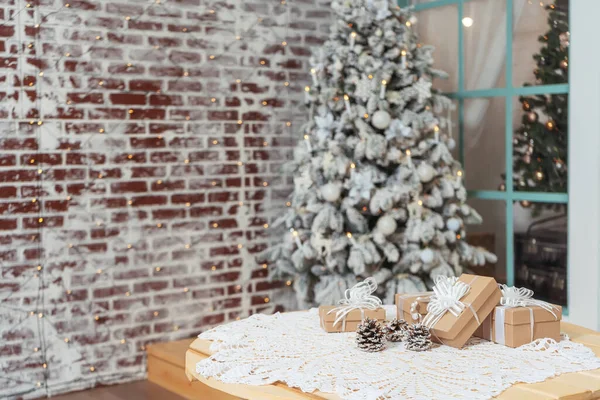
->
[567, 0, 600, 330]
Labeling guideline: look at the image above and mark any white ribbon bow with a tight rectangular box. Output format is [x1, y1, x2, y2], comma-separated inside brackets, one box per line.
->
[499, 284, 559, 320]
[422, 276, 471, 329]
[327, 277, 382, 328]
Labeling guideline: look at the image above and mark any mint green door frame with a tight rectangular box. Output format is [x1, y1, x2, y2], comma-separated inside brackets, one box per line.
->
[401, 0, 569, 287]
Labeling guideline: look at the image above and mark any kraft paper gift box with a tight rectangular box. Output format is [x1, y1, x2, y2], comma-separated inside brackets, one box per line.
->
[395, 292, 432, 323]
[319, 305, 386, 333]
[318, 277, 386, 333]
[473, 286, 562, 347]
[425, 274, 502, 348]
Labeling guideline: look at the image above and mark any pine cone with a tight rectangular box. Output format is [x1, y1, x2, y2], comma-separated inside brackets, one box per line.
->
[356, 317, 386, 352]
[405, 324, 432, 352]
[384, 318, 409, 342]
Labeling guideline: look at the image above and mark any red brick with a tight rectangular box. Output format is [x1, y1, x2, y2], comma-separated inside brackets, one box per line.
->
[109, 93, 147, 105]
[110, 181, 147, 193]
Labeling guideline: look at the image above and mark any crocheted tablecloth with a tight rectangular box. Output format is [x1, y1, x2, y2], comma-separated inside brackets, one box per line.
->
[196, 309, 600, 400]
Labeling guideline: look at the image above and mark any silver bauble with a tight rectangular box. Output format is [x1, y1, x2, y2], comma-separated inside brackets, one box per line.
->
[527, 111, 538, 123]
[446, 218, 461, 232]
[371, 110, 391, 130]
[420, 248, 434, 264]
[320, 182, 341, 202]
[417, 163, 436, 182]
[447, 138, 456, 150]
[376, 215, 397, 236]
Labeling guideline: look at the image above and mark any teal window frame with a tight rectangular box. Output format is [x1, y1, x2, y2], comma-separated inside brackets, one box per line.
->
[400, 0, 569, 287]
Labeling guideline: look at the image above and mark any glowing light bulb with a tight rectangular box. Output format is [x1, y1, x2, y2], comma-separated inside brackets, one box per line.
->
[462, 17, 474, 27]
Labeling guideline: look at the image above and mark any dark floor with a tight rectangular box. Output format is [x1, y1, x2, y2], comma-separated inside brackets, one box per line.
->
[52, 381, 185, 400]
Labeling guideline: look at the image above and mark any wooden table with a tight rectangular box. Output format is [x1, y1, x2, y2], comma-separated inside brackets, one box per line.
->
[186, 321, 600, 400]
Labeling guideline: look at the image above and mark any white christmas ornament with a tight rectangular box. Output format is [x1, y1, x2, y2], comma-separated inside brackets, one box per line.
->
[420, 248, 434, 264]
[371, 110, 391, 130]
[447, 138, 456, 150]
[320, 182, 341, 202]
[417, 163, 436, 182]
[376, 215, 397, 236]
[446, 217, 461, 232]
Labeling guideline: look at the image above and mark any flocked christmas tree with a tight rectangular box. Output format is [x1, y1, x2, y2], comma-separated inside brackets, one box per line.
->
[502, 3, 569, 214]
[261, 0, 496, 308]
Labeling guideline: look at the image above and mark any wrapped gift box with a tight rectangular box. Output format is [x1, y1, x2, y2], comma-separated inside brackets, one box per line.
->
[474, 304, 562, 348]
[319, 306, 386, 333]
[427, 274, 501, 348]
[395, 292, 432, 323]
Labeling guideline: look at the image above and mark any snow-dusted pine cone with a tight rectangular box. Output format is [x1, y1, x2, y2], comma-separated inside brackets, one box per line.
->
[405, 324, 432, 352]
[384, 318, 409, 342]
[356, 317, 386, 352]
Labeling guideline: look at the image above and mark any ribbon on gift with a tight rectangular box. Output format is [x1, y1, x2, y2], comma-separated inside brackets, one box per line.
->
[327, 277, 382, 331]
[499, 285, 560, 320]
[396, 291, 432, 322]
[422, 275, 480, 330]
[485, 285, 561, 345]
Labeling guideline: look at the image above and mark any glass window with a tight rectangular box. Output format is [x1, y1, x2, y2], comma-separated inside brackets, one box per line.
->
[410, 0, 569, 308]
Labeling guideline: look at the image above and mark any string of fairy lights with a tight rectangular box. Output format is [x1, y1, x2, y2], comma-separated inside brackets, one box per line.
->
[0, 0, 305, 396]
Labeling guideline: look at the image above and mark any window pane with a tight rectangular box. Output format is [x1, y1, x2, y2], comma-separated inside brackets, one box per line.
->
[415, 5, 459, 93]
[463, 0, 507, 91]
[463, 97, 506, 191]
[514, 201, 567, 306]
[512, 0, 569, 87]
[466, 198, 506, 284]
[447, 99, 460, 161]
[511, 94, 568, 193]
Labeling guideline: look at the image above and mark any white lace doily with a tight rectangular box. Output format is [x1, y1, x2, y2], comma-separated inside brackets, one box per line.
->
[196, 308, 600, 400]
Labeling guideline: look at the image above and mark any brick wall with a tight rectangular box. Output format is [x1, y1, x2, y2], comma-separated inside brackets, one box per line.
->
[0, 0, 330, 397]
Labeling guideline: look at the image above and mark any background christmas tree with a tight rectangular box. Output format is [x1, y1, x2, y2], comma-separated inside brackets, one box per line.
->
[503, 3, 569, 214]
[261, 0, 496, 308]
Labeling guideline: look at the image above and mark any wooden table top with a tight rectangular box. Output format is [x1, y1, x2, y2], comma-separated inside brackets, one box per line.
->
[185, 320, 600, 400]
